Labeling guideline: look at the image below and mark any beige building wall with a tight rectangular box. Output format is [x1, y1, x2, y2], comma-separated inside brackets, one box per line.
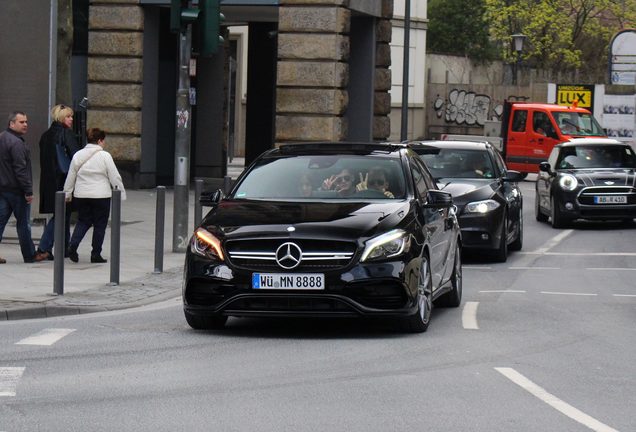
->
[87, 0, 144, 175]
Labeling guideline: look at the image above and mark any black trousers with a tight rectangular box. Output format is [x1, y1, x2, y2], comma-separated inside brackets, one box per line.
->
[68, 197, 110, 257]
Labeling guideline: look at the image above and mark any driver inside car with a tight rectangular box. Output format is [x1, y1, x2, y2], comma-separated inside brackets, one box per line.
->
[356, 167, 394, 198]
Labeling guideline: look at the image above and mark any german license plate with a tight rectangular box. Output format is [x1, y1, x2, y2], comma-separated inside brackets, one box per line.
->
[252, 273, 325, 290]
[594, 195, 627, 204]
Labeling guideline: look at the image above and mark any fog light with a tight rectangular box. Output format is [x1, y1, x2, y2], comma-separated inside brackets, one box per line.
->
[481, 233, 489, 240]
[565, 202, 574, 210]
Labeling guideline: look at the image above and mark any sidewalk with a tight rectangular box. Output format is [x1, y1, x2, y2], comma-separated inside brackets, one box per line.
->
[0, 188, 189, 320]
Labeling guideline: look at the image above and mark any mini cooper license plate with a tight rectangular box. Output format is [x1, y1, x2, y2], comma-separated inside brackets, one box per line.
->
[252, 273, 325, 290]
[594, 195, 627, 204]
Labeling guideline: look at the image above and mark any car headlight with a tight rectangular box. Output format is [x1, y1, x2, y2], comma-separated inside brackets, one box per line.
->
[361, 229, 410, 262]
[464, 199, 500, 214]
[191, 227, 225, 261]
[558, 174, 578, 191]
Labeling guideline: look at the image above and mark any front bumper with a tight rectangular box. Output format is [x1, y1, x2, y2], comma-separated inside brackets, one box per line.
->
[182, 252, 420, 319]
[556, 190, 636, 220]
[456, 209, 505, 250]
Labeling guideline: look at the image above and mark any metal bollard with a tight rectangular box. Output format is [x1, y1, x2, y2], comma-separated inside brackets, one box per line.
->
[53, 191, 66, 295]
[194, 178, 203, 228]
[223, 175, 232, 195]
[109, 188, 121, 285]
[154, 186, 165, 274]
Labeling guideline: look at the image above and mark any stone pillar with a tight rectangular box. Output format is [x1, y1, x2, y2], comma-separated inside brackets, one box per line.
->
[276, 0, 351, 143]
[87, 0, 144, 186]
[374, 0, 393, 140]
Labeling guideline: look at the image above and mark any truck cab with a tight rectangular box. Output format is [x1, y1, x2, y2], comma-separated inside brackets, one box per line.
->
[501, 102, 606, 175]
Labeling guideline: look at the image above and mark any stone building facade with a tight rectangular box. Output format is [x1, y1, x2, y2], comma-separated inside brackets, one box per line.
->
[83, 0, 394, 186]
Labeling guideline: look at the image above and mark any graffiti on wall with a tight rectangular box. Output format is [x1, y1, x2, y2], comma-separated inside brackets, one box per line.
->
[434, 90, 531, 126]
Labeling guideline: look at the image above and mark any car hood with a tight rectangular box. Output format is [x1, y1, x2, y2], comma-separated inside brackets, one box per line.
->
[200, 199, 413, 242]
[436, 179, 497, 205]
[561, 168, 636, 187]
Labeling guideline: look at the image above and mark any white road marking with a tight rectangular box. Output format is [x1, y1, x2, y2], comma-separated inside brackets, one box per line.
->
[541, 291, 597, 297]
[613, 294, 636, 298]
[532, 229, 574, 254]
[520, 252, 636, 256]
[15, 328, 76, 346]
[0, 367, 25, 397]
[509, 266, 560, 270]
[495, 367, 620, 432]
[586, 268, 636, 271]
[463, 266, 492, 270]
[479, 290, 526, 293]
[462, 301, 479, 330]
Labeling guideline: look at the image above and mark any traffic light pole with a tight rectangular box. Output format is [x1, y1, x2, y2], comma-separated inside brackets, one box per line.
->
[173, 26, 192, 252]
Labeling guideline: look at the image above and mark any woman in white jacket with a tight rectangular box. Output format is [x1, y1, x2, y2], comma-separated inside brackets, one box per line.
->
[63, 128, 126, 263]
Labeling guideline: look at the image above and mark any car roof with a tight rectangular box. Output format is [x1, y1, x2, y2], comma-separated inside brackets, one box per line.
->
[408, 140, 491, 151]
[275, 142, 407, 156]
[512, 103, 591, 113]
[557, 138, 625, 147]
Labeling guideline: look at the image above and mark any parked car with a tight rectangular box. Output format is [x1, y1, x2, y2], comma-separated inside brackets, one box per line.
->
[411, 140, 524, 262]
[183, 142, 462, 333]
[536, 138, 636, 228]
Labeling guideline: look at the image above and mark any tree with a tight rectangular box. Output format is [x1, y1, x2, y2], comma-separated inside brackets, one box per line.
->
[484, 0, 636, 82]
[427, 0, 497, 62]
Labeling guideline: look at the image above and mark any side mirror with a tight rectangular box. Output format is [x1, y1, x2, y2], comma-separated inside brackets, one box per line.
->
[538, 161, 552, 174]
[424, 190, 453, 208]
[502, 170, 524, 182]
[200, 189, 224, 207]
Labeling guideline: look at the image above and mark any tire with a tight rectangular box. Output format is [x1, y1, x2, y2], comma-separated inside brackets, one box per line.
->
[550, 195, 569, 229]
[509, 208, 523, 251]
[492, 213, 508, 262]
[535, 193, 548, 222]
[519, 172, 528, 180]
[399, 255, 432, 333]
[435, 242, 462, 308]
[185, 311, 228, 330]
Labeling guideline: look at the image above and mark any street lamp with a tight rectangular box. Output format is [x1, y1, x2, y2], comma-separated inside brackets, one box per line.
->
[511, 33, 526, 85]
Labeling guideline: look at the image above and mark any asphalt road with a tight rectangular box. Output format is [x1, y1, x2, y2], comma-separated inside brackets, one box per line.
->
[1, 181, 634, 432]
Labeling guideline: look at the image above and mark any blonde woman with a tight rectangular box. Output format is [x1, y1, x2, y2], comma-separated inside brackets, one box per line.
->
[36, 104, 81, 261]
[63, 128, 126, 263]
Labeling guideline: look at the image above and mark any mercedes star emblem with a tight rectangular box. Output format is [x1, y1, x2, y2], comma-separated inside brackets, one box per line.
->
[275, 242, 303, 269]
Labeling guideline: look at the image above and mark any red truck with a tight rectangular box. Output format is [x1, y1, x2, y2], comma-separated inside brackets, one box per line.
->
[442, 101, 607, 177]
[500, 101, 606, 176]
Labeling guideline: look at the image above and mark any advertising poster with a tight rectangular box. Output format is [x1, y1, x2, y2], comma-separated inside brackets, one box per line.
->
[602, 94, 635, 144]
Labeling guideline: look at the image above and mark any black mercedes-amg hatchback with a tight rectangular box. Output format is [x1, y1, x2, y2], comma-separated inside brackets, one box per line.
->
[183, 142, 462, 333]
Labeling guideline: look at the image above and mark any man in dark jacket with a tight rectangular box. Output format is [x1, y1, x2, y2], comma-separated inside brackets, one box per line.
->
[0, 112, 44, 263]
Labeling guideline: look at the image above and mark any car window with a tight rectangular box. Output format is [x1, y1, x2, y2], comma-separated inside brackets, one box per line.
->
[511, 110, 527, 132]
[410, 160, 429, 200]
[418, 148, 496, 179]
[491, 149, 506, 176]
[556, 145, 636, 169]
[232, 154, 406, 200]
[533, 111, 557, 138]
[547, 147, 559, 168]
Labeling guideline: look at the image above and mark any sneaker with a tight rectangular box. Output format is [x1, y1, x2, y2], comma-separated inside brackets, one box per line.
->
[0, 257, 6, 264]
[90, 255, 107, 263]
[68, 249, 79, 263]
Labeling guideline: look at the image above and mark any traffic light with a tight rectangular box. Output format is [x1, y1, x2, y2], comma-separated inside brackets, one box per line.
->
[199, 0, 225, 56]
[170, 0, 199, 33]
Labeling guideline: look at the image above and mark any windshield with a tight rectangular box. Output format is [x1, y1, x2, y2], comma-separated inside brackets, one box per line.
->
[232, 154, 406, 200]
[556, 145, 636, 169]
[417, 148, 496, 179]
[553, 111, 605, 137]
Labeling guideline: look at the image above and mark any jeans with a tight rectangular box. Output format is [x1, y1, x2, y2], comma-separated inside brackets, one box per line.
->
[38, 206, 72, 253]
[68, 197, 110, 257]
[0, 191, 36, 261]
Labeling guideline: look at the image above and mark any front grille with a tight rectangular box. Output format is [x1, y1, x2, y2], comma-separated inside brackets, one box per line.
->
[578, 186, 636, 205]
[224, 295, 356, 314]
[226, 238, 356, 271]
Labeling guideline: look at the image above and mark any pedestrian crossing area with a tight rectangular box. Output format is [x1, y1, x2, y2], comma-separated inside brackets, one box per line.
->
[2, 328, 76, 398]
